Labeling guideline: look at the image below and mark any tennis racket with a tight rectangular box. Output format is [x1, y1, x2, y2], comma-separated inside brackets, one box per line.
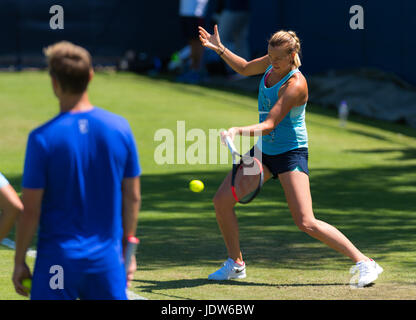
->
[223, 134, 264, 204]
[125, 236, 140, 274]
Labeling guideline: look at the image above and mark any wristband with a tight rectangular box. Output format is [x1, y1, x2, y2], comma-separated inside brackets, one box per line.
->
[218, 45, 226, 56]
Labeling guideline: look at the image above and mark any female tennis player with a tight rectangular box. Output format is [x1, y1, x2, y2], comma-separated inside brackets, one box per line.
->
[199, 25, 383, 287]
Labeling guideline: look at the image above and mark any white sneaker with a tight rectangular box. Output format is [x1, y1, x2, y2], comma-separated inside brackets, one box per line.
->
[351, 259, 383, 287]
[208, 258, 246, 280]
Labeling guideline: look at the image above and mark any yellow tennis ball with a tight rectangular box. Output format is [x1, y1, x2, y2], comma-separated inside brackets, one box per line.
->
[22, 278, 32, 291]
[189, 180, 204, 193]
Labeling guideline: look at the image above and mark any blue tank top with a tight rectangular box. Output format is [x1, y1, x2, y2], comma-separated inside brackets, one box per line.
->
[256, 66, 308, 155]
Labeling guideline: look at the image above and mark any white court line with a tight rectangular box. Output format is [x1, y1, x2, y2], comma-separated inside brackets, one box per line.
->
[1, 238, 147, 300]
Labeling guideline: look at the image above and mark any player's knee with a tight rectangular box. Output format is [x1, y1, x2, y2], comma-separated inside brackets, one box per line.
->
[295, 217, 319, 234]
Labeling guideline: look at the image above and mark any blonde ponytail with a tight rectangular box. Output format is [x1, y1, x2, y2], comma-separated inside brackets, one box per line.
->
[293, 53, 301, 68]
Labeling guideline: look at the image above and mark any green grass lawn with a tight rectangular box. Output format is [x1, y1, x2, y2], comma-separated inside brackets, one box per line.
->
[0, 71, 415, 300]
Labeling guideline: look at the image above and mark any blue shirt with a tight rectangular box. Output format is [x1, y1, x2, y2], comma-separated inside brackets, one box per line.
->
[256, 66, 308, 155]
[23, 107, 141, 271]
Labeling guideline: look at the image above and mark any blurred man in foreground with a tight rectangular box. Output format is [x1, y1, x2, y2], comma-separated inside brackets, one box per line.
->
[13, 41, 141, 300]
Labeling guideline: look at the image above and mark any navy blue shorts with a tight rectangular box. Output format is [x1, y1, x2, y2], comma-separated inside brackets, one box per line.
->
[249, 147, 309, 179]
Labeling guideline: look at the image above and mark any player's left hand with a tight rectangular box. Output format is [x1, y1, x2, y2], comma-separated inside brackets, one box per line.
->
[198, 24, 223, 54]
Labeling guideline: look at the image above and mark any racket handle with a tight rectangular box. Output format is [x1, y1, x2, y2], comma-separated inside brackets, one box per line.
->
[125, 236, 140, 273]
[224, 135, 237, 154]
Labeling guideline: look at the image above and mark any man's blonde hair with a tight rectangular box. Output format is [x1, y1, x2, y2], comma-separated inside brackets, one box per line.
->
[269, 30, 302, 68]
[44, 41, 92, 94]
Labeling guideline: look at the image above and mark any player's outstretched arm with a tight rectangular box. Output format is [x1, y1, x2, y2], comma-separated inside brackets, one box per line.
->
[0, 184, 23, 241]
[199, 24, 270, 76]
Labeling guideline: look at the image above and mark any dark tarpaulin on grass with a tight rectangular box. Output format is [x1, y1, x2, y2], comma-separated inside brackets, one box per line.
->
[307, 68, 416, 128]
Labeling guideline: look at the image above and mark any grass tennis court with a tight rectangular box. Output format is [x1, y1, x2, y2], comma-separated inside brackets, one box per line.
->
[1, 71, 416, 300]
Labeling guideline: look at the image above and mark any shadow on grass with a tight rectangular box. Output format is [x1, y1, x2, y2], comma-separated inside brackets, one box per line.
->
[4, 160, 415, 272]
[133, 162, 416, 272]
[346, 147, 416, 161]
[132, 278, 348, 298]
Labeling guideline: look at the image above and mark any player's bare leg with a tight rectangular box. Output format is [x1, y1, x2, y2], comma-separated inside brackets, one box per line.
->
[208, 165, 272, 281]
[278, 170, 367, 262]
[213, 166, 272, 262]
[278, 170, 383, 286]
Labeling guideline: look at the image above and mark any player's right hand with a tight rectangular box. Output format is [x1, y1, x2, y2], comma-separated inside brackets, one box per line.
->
[198, 24, 223, 54]
[220, 131, 228, 145]
[221, 128, 238, 145]
[12, 262, 32, 297]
